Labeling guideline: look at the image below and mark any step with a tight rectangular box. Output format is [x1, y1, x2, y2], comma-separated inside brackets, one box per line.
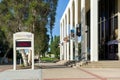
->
[79, 61, 120, 68]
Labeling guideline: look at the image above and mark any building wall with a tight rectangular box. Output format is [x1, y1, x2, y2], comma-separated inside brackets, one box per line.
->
[60, 0, 120, 61]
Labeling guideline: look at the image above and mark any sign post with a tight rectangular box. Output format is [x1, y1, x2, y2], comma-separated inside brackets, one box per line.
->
[13, 32, 34, 70]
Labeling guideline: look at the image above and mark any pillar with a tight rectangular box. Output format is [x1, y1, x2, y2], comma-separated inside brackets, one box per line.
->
[32, 34, 34, 70]
[75, 0, 79, 61]
[63, 17, 67, 60]
[90, 0, 98, 61]
[67, 13, 70, 60]
[60, 23, 63, 60]
[13, 34, 16, 70]
[70, 2, 74, 61]
[62, 19, 65, 60]
[81, 0, 87, 61]
[61, 21, 64, 60]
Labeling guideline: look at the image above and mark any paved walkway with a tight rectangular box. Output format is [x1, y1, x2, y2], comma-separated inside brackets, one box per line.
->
[0, 63, 120, 80]
[0, 69, 42, 80]
[0, 64, 42, 80]
[41, 63, 120, 80]
[0, 65, 13, 72]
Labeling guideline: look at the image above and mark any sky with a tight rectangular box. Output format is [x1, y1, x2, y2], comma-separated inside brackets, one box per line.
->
[52, 0, 69, 37]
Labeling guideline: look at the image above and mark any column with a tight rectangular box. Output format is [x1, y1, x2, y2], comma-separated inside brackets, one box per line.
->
[90, 0, 98, 61]
[32, 34, 34, 70]
[70, 3, 74, 61]
[13, 34, 16, 70]
[60, 23, 62, 60]
[62, 20, 65, 60]
[118, 0, 120, 60]
[61, 23, 63, 60]
[75, 0, 79, 61]
[81, 0, 87, 61]
[67, 13, 70, 60]
[64, 18, 67, 60]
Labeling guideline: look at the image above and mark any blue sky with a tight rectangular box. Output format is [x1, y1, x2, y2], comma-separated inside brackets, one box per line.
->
[52, 0, 69, 37]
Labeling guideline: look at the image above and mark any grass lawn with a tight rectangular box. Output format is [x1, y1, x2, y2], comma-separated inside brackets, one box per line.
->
[40, 57, 58, 62]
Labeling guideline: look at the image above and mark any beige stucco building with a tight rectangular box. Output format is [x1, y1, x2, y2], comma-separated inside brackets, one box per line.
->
[60, 0, 120, 61]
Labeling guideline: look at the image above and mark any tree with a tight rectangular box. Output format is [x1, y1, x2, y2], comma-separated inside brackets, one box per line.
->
[0, 30, 9, 58]
[34, 21, 49, 57]
[50, 36, 60, 59]
[0, 0, 58, 65]
[48, 0, 58, 42]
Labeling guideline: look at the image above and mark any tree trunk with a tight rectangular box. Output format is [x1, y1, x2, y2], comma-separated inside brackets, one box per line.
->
[0, 48, 10, 64]
[38, 51, 41, 63]
[20, 49, 28, 66]
[28, 49, 32, 66]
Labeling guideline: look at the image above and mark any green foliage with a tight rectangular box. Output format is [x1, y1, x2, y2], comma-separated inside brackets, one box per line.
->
[0, 0, 58, 58]
[34, 24, 49, 56]
[0, 30, 9, 57]
[50, 36, 60, 59]
[40, 57, 58, 62]
[48, 0, 58, 42]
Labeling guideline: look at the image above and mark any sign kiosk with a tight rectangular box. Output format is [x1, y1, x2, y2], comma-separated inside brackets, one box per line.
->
[13, 32, 34, 70]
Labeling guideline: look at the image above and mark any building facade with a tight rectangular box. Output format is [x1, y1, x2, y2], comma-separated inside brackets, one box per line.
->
[60, 0, 120, 61]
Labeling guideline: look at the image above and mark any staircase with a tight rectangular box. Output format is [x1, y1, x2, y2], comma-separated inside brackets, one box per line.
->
[56, 60, 76, 67]
[79, 61, 120, 68]
[56, 60, 69, 65]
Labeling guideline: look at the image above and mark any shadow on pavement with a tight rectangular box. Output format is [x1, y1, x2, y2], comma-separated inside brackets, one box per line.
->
[35, 63, 71, 69]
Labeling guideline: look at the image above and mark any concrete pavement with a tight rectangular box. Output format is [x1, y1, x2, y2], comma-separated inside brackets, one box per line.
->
[0, 68, 42, 80]
[0, 65, 12, 72]
[41, 63, 120, 80]
[0, 62, 120, 80]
